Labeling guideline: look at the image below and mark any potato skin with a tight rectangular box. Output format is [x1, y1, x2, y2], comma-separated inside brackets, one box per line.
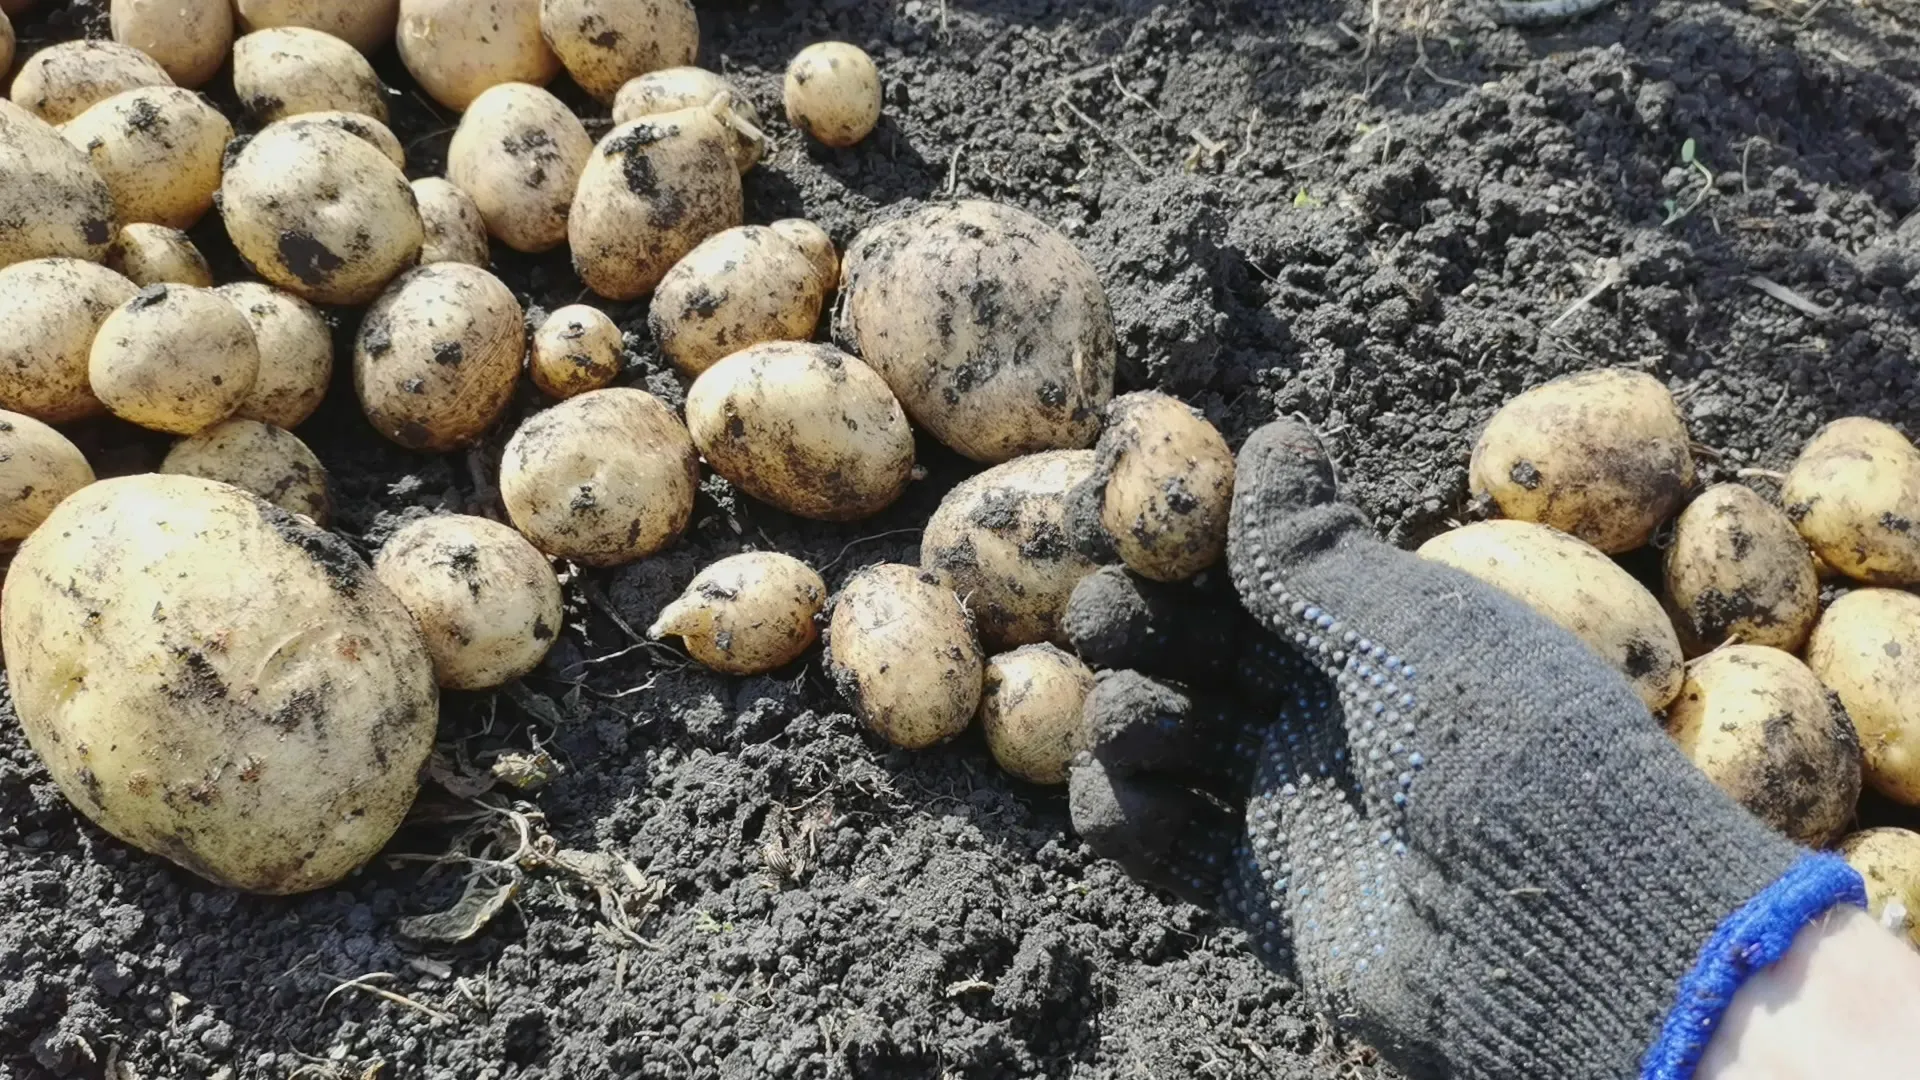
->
[236, 0, 400, 54]
[1781, 417, 1920, 586]
[0, 100, 116, 268]
[980, 644, 1094, 785]
[279, 110, 406, 168]
[648, 552, 827, 675]
[160, 419, 332, 525]
[1663, 484, 1819, 655]
[9, 40, 173, 125]
[412, 178, 491, 267]
[784, 42, 881, 148]
[770, 218, 837, 291]
[0, 410, 94, 543]
[1806, 589, 1920, 805]
[610, 66, 763, 172]
[89, 285, 260, 436]
[397, 0, 560, 112]
[110, 0, 233, 88]
[1840, 828, 1920, 949]
[1417, 519, 1684, 710]
[540, 0, 698, 103]
[61, 86, 232, 230]
[827, 564, 983, 750]
[447, 83, 592, 254]
[836, 201, 1117, 464]
[216, 282, 334, 430]
[569, 106, 743, 301]
[354, 264, 525, 452]
[0, 258, 138, 422]
[106, 224, 213, 287]
[1083, 391, 1234, 582]
[649, 225, 829, 377]
[2, 475, 437, 893]
[531, 304, 622, 398]
[233, 27, 388, 123]
[373, 514, 563, 689]
[0, 13, 15, 88]
[1468, 368, 1695, 554]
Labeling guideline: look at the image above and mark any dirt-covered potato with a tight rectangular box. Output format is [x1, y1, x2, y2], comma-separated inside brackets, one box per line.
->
[61, 86, 231, 230]
[110, 0, 232, 88]
[650, 225, 830, 376]
[10, 40, 176, 125]
[922, 450, 1101, 650]
[980, 644, 1094, 785]
[373, 514, 563, 689]
[279, 110, 406, 168]
[540, 0, 698, 103]
[233, 27, 388, 123]
[1806, 589, 1920, 805]
[784, 42, 881, 148]
[531, 304, 622, 398]
[770, 218, 837, 290]
[221, 120, 423, 305]
[1840, 828, 1920, 949]
[446, 82, 592, 254]
[1781, 417, 1920, 586]
[0, 474, 437, 894]
[499, 387, 697, 566]
[1468, 368, 1694, 554]
[159, 419, 331, 524]
[106, 224, 213, 287]
[1075, 391, 1234, 582]
[216, 282, 333, 430]
[354, 264, 524, 452]
[827, 563, 983, 750]
[648, 552, 827, 675]
[412, 178, 491, 266]
[1662, 484, 1819, 655]
[686, 342, 914, 521]
[90, 285, 259, 435]
[610, 66, 764, 172]
[0, 258, 137, 422]
[836, 201, 1117, 464]
[0, 101, 115, 268]
[0, 12, 15, 84]
[569, 104, 743, 301]
[1417, 519, 1684, 710]
[235, 0, 400, 54]
[397, 0, 560, 112]
[1665, 645, 1859, 846]
[0, 410, 93, 544]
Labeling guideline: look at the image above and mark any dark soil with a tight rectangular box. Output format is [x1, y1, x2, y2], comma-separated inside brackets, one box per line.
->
[5, 0, 1918, 1077]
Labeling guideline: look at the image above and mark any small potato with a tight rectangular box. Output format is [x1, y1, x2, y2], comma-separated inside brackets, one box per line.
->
[784, 42, 880, 148]
[979, 644, 1094, 785]
[540, 0, 698, 103]
[278, 111, 406, 168]
[1665, 645, 1859, 846]
[89, 285, 259, 436]
[412, 178, 492, 266]
[569, 105, 743, 301]
[8, 40, 174, 125]
[827, 563, 983, 750]
[769, 218, 837, 291]
[921, 450, 1101, 650]
[1806, 589, 1920, 805]
[1840, 828, 1920, 949]
[374, 514, 563, 689]
[0, 259, 138, 422]
[216, 282, 334, 430]
[354, 264, 525, 452]
[111, 0, 233, 88]
[686, 342, 913, 521]
[0, 410, 94, 544]
[236, 0, 400, 54]
[61, 86, 232, 230]
[0, 100, 116, 268]
[1662, 484, 1819, 655]
[397, 0, 560, 112]
[649, 225, 829, 376]
[836, 201, 1117, 464]
[160, 419, 331, 524]
[0, 11, 13, 79]
[106, 224, 213, 287]
[1417, 520, 1684, 710]
[233, 27, 388, 123]
[1781, 417, 1920, 586]
[648, 552, 826, 675]
[499, 387, 696, 566]
[610, 66, 764, 172]
[446, 83, 592, 254]
[1468, 368, 1695, 554]
[531, 304, 622, 398]
[1076, 391, 1234, 582]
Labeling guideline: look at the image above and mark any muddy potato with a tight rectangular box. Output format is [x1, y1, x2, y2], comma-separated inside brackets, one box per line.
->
[446, 83, 592, 254]
[90, 285, 259, 435]
[499, 387, 696, 566]
[836, 201, 1117, 464]
[62, 86, 231, 230]
[412, 178, 491, 266]
[540, 0, 698, 103]
[531, 304, 622, 398]
[1662, 484, 1819, 655]
[279, 110, 406, 168]
[0, 11, 12, 78]
[354, 264, 524, 452]
[610, 67, 764, 172]
[1806, 589, 1920, 805]
[770, 218, 837, 290]
[1781, 418, 1920, 586]
[1841, 829, 1920, 949]
[0, 259, 137, 422]
[233, 27, 388, 123]
[160, 419, 331, 524]
[106, 224, 213, 287]
[0, 410, 94, 544]
[649, 225, 829, 376]
[783, 42, 880, 148]
[374, 514, 563, 689]
[397, 0, 560, 112]
[0, 474, 437, 894]
[569, 105, 742, 301]
[216, 283, 333, 430]
[1077, 391, 1235, 582]
[0, 101, 116, 268]
[110, 0, 232, 88]
[827, 564, 983, 750]
[648, 552, 826, 675]
[980, 644, 1094, 785]
[8, 40, 174, 125]
[236, 0, 400, 54]
[1417, 520, 1684, 710]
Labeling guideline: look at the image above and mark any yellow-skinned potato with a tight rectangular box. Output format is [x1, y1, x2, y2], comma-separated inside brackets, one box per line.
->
[1806, 589, 1920, 805]
[412, 178, 492, 266]
[373, 514, 563, 690]
[686, 342, 914, 521]
[784, 42, 881, 148]
[446, 83, 592, 254]
[160, 419, 332, 525]
[648, 552, 827, 675]
[770, 218, 837, 291]
[1084, 391, 1234, 582]
[1417, 520, 1684, 710]
[0, 101, 115, 268]
[233, 27, 388, 123]
[0, 410, 94, 544]
[61, 86, 232, 230]
[1662, 484, 1819, 655]
[836, 201, 1117, 464]
[354, 264, 525, 452]
[106, 224, 213, 287]
[0, 12, 14, 82]
[397, 0, 560, 112]
[649, 225, 829, 377]
[827, 563, 983, 750]
[610, 67, 764, 172]
[500, 387, 696, 566]
[0, 259, 137, 422]
[89, 285, 259, 436]
[11, 41, 176, 125]
[540, 0, 698, 103]
[1840, 829, 1920, 949]
[531, 304, 622, 398]
[980, 644, 1094, 785]
[216, 282, 334, 430]
[110, 0, 232, 88]
[235, 0, 400, 54]
[1781, 418, 1920, 586]
[279, 111, 406, 168]
[0, 474, 438, 894]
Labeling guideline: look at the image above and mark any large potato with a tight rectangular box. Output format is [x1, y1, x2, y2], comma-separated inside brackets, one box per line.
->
[1416, 519, 1684, 710]
[373, 514, 563, 689]
[530, 304, 622, 399]
[1075, 391, 1234, 582]
[160, 419, 332, 525]
[1, 474, 437, 894]
[61, 86, 231, 230]
[1806, 589, 1920, 805]
[106, 224, 213, 287]
[354, 264, 525, 452]
[685, 342, 914, 521]
[0, 100, 115, 268]
[236, 0, 400, 54]
[836, 201, 1117, 464]
[446, 83, 592, 254]
[111, 0, 232, 88]
[540, 0, 697, 103]
[980, 644, 1094, 785]
[216, 282, 334, 430]
[1840, 829, 1920, 949]
[279, 110, 406, 168]
[1663, 484, 1819, 655]
[89, 285, 260, 436]
[0, 410, 94, 544]
[1781, 417, 1920, 586]
[784, 42, 882, 148]
[827, 563, 983, 750]
[648, 552, 826, 675]
[9, 40, 173, 125]
[921, 450, 1101, 650]
[1468, 368, 1695, 554]
[397, 0, 560, 112]
[0, 259, 137, 422]
[610, 67, 764, 172]
[412, 178, 491, 267]
[649, 225, 830, 377]
[233, 27, 388, 123]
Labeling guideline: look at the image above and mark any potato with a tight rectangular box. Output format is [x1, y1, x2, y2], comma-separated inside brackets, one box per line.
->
[0, 101, 116, 268]
[770, 218, 837, 291]
[160, 419, 332, 525]
[531, 304, 622, 398]
[412, 178, 491, 266]
[649, 225, 829, 377]
[279, 110, 406, 168]
[1781, 417, 1920, 586]
[540, 0, 698, 103]
[90, 285, 259, 436]
[921, 450, 1101, 650]
[827, 564, 983, 750]
[569, 105, 743, 301]
[784, 42, 881, 148]
[235, 0, 400, 54]
[836, 201, 1116, 464]
[373, 514, 563, 689]
[686, 342, 914, 521]
[1, 474, 437, 894]
[1840, 828, 1920, 949]
[233, 27, 388, 124]
[0, 259, 138, 422]
[221, 120, 423, 305]
[106, 224, 213, 287]
[1662, 484, 1819, 655]
[1468, 368, 1695, 554]
[61, 86, 231, 230]
[499, 387, 696, 566]
[1665, 645, 1859, 846]
[354, 264, 525, 452]
[216, 283, 334, 430]
[397, 0, 560, 112]
[610, 67, 764, 172]
[1077, 391, 1234, 582]
[0, 11, 13, 79]
[980, 644, 1094, 785]
[446, 83, 592, 254]
[0, 410, 94, 544]
[8, 40, 174, 125]
[648, 552, 826, 675]
[1806, 589, 1920, 805]
[111, 0, 233, 88]
[1416, 520, 1684, 710]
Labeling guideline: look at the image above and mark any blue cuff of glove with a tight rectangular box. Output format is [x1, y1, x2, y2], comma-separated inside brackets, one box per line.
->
[1641, 853, 1868, 1080]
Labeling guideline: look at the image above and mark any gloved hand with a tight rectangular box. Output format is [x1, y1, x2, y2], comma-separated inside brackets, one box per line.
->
[1062, 418, 1866, 1080]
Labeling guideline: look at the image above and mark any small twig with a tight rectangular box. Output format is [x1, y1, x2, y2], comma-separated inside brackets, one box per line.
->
[1546, 258, 1623, 331]
[322, 974, 454, 1023]
[819, 528, 924, 574]
[1745, 276, 1833, 318]
[580, 579, 643, 642]
[1053, 96, 1153, 175]
[1490, 0, 1619, 27]
[1736, 468, 1787, 482]
[1110, 71, 1169, 120]
[943, 142, 966, 197]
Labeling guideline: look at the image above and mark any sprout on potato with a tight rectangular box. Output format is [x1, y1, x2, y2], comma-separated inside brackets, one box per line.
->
[373, 514, 564, 689]
[1662, 484, 1819, 655]
[354, 264, 526, 452]
[61, 86, 232, 230]
[648, 552, 827, 675]
[447, 82, 593, 254]
[0, 258, 137, 422]
[1070, 391, 1235, 582]
[827, 563, 983, 750]
[531, 304, 623, 399]
[1840, 828, 1920, 949]
[1806, 588, 1920, 806]
[9, 39, 174, 125]
[539, 0, 698, 103]
[110, 0, 233, 88]
[0, 100, 116, 268]
[610, 66, 764, 172]
[0, 410, 94, 544]
[233, 27, 388, 123]
[216, 282, 334, 430]
[980, 644, 1094, 785]
[235, 0, 400, 55]
[107, 224, 213, 287]
[397, 0, 560, 112]
[1781, 417, 1920, 586]
[90, 285, 260, 436]
[650, 224, 831, 377]
[412, 178, 492, 267]
[160, 419, 332, 525]
[784, 42, 881, 148]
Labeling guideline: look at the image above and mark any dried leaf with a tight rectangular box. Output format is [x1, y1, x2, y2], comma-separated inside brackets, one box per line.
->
[397, 871, 521, 943]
